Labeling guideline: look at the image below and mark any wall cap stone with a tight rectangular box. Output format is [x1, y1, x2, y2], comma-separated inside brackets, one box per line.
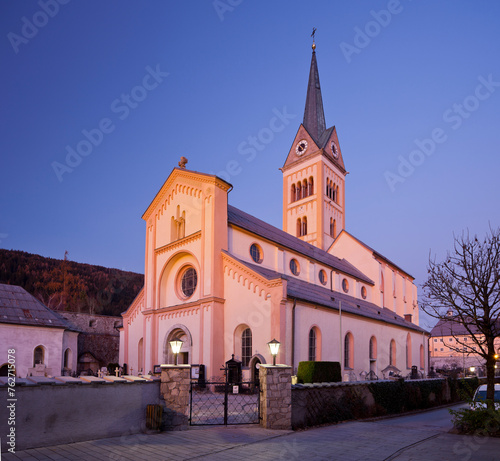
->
[259, 364, 292, 369]
[160, 364, 192, 369]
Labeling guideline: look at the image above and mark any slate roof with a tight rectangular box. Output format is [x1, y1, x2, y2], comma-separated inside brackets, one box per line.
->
[227, 205, 374, 285]
[224, 253, 427, 334]
[430, 317, 500, 337]
[0, 283, 74, 329]
[303, 49, 326, 143]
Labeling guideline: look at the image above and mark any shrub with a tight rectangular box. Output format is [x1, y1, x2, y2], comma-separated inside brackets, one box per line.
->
[450, 407, 500, 436]
[297, 361, 341, 383]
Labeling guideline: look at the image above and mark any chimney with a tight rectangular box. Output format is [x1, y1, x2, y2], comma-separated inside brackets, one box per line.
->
[404, 314, 412, 322]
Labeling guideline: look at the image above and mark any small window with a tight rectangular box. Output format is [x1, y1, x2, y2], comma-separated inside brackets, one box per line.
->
[434, 339, 437, 342]
[179, 266, 197, 298]
[361, 286, 367, 299]
[249, 244, 263, 263]
[89, 319, 96, 327]
[449, 338, 453, 342]
[342, 278, 349, 293]
[318, 269, 327, 286]
[290, 259, 300, 276]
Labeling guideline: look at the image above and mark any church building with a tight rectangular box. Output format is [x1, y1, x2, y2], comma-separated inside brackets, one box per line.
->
[120, 44, 429, 381]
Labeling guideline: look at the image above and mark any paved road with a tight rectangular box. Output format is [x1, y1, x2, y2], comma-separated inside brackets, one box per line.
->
[4, 403, 500, 460]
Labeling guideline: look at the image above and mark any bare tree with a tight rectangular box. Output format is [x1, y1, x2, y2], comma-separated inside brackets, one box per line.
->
[421, 228, 500, 408]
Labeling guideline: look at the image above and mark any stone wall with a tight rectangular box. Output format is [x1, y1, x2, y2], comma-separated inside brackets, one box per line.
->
[160, 364, 191, 430]
[259, 364, 292, 429]
[291, 378, 476, 429]
[0, 376, 160, 452]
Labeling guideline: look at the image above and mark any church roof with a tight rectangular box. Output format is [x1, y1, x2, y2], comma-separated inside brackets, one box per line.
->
[303, 49, 326, 143]
[226, 254, 427, 334]
[227, 205, 374, 285]
[0, 283, 74, 329]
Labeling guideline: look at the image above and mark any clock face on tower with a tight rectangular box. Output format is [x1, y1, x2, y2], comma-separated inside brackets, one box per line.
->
[331, 141, 339, 158]
[295, 139, 308, 156]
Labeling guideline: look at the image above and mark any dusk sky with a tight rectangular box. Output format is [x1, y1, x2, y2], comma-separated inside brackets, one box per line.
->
[2, 1, 500, 329]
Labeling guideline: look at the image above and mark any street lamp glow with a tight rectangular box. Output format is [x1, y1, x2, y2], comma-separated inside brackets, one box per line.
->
[267, 338, 281, 366]
[470, 367, 475, 373]
[169, 339, 183, 365]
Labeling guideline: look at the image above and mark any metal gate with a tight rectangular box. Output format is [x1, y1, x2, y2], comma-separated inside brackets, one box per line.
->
[189, 378, 260, 426]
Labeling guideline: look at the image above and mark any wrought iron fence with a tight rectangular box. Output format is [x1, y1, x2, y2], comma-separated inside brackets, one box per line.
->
[190, 380, 260, 425]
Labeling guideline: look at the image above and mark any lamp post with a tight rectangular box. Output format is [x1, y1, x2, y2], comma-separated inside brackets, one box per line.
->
[267, 339, 281, 366]
[169, 339, 183, 365]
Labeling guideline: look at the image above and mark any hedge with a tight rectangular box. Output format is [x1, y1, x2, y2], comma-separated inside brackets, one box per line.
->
[296, 361, 341, 384]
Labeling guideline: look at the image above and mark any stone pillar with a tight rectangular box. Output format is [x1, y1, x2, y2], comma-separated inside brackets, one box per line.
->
[259, 364, 292, 430]
[160, 364, 191, 430]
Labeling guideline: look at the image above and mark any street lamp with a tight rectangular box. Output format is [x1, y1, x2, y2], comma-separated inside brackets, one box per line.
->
[470, 366, 475, 376]
[169, 339, 183, 365]
[267, 338, 281, 366]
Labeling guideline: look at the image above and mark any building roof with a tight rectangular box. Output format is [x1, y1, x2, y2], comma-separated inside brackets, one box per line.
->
[227, 205, 374, 285]
[225, 253, 427, 334]
[430, 316, 500, 337]
[334, 229, 415, 280]
[303, 49, 326, 143]
[0, 283, 74, 329]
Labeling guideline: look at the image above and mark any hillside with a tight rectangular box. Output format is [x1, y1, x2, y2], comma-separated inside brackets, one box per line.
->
[0, 249, 143, 316]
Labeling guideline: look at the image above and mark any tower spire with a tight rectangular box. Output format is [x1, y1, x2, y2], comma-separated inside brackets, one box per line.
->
[303, 31, 326, 143]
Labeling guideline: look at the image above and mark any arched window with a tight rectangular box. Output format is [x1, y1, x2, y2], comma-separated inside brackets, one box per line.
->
[302, 179, 308, 198]
[380, 271, 385, 307]
[369, 336, 377, 374]
[63, 348, 72, 370]
[308, 328, 317, 361]
[291, 184, 296, 202]
[296, 218, 302, 237]
[344, 332, 354, 369]
[302, 217, 307, 236]
[390, 339, 396, 366]
[369, 336, 377, 360]
[138, 338, 144, 373]
[308, 177, 314, 195]
[406, 334, 412, 368]
[33, 346, 44, 366]
[336, 186, 339, 203]
[242, 328, 252, 367]
[420, 344, 425, 369]
[296, 181, 302, 200]
[326, 180, 330, 197]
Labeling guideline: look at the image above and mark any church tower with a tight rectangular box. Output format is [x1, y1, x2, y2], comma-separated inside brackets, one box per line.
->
[282, 42, 347, 252]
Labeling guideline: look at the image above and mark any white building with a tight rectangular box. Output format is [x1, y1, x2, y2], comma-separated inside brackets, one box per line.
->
[120, 45, 429, 381]
[0, 283, 78, 377]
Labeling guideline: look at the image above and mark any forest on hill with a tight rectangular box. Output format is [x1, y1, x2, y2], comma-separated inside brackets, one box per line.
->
[0, 249, 143, 316]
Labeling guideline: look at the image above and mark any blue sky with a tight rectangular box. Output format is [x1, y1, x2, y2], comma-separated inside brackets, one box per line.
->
[1, 1, 500, 329]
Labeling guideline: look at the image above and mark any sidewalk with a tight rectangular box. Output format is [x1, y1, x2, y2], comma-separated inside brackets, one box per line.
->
[3, 421, 500, 460]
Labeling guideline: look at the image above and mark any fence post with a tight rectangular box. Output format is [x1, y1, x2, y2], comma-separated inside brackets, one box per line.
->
[259, 364, 292, 430]
[160, 364, 191, 430]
